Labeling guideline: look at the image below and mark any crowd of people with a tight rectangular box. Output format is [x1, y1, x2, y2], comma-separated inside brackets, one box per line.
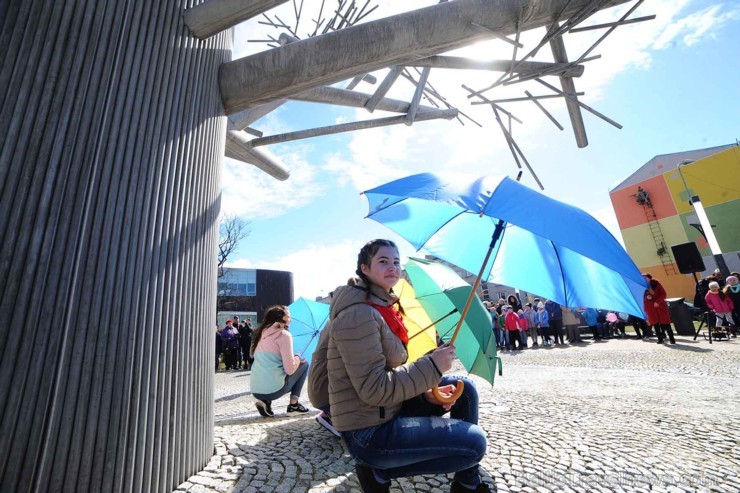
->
[484, 296, 652, 350]
[215, 316, 253, 371]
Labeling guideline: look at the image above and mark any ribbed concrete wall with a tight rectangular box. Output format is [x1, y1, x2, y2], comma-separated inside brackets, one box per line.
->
[0, 1, 230, 492]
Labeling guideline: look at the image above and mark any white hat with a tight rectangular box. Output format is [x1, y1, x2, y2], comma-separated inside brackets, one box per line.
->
[708, 281, 720, 289]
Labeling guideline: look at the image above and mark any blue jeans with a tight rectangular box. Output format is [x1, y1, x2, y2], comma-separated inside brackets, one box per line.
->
[341, 375, 486, 486]
[253, 361, 309, 402]
[499, 329, 509, 348]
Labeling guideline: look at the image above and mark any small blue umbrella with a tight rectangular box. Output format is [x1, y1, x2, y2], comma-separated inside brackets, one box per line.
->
[363, 172, 647, 319]
[288, 297, 330, 363]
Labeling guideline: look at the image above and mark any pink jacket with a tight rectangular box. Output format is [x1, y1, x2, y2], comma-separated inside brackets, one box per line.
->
[705, 291, 735, 313]
[254, 324, 300, 375]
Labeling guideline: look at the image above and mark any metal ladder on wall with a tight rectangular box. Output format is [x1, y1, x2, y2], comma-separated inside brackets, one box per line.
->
[636, 188, 677, 276]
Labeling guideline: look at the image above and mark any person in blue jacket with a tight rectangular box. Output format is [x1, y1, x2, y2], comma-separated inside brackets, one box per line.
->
[545, 300, 564, 345]
[581, 308, 600, 340]
[534, 302, 550, 345]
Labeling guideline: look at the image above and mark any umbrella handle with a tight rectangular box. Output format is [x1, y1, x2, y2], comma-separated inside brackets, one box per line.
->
[431, 380, 464, 404]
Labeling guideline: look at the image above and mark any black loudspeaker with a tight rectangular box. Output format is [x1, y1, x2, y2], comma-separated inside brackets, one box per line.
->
[671, 242, 706, 274]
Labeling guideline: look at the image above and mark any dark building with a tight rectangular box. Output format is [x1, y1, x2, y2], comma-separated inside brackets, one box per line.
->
[217, 268, 294, 325]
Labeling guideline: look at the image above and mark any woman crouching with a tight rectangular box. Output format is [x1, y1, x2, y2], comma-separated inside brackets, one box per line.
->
[313, 239, 489, 492]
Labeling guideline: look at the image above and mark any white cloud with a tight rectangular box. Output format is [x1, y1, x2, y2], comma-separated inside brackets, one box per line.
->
[221, 148, 327, 220]
[652, 3, 740, 50]
[227, 239, 361, 299]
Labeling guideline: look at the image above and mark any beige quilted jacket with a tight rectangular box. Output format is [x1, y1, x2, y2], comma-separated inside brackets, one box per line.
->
[309, 281, 441, 432]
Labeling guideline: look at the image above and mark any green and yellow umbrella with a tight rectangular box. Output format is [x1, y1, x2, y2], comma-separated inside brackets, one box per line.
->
[404, 257, 500, 386]
[395, 279, 439, 362]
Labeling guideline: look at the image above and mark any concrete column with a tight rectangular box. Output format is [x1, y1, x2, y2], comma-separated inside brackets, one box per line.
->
[0, 1, 227, 491]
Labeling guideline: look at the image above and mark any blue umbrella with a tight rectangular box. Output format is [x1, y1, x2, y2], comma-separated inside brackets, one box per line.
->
[288, 297, 330, 364]
[363, 172, 648, 319]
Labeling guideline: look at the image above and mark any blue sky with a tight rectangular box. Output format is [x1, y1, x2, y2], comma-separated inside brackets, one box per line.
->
[223, 0, 740, 300]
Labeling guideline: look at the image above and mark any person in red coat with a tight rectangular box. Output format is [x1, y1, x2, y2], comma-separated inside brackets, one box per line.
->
[643, 273, 675, 344]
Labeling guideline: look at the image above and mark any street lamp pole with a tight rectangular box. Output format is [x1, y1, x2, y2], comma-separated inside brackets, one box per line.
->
[676, 160, 730, 278]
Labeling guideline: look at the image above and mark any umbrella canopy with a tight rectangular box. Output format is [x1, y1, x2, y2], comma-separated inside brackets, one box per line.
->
[288, 297, 330, 363]
[394, 279, 439, 362]
[405, 257, 499, 386]
[364, 173, 648, 318]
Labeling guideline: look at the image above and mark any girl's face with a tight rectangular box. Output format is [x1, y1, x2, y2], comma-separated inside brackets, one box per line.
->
[361, 246, 401, 292]
[728, 277, 739, 287]
[709, 285, 719, 293]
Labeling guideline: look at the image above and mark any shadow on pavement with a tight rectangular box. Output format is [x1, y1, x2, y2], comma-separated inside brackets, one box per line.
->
[215, 391, 252, 403]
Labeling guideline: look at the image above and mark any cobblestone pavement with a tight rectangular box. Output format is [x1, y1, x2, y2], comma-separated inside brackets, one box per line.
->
[176, 336, 740, 493]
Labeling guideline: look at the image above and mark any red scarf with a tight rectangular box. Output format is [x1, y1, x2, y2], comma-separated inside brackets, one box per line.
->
[367, 302, 409, 345]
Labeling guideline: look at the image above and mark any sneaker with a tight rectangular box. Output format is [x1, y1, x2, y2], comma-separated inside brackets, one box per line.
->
[316, 412, 341, 437]
[255, 399, 274, 417]
[355, 464, 390, 493]
[287, 402, 309, 414]
[450, 480, 493, 493]
[450, 481, 492, 493]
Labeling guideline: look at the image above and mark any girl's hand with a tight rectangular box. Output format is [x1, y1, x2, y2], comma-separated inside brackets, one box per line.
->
[424, 385, 456, 410]
[431, 344, 456, 373]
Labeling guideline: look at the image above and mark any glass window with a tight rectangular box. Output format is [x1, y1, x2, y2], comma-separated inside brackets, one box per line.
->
[218, 268, 257, 296]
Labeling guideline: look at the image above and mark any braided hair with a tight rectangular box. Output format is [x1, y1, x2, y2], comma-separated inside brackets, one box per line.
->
[250, 305, 289, 357]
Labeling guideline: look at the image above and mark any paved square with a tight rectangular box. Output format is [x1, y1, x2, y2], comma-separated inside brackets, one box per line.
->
[177, 336, 739, 492]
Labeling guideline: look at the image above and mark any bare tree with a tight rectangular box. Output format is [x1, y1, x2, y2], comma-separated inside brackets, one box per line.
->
[218, 215, 250, 277]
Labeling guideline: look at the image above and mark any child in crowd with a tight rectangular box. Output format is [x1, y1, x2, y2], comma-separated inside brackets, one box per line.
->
[497, 309, 509, 350]
[706, 281, 735, 336]
[504, 306, 522, 350]
[517, 309, 529, 348]
[535, 302, 550, 345]
[724, 276, 740, 337]
[522, 303, 538, 347]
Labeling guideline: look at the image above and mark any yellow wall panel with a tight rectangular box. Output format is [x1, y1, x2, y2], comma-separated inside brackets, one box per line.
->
[663, 147, 740, 214]
[621, 215, 690, 268]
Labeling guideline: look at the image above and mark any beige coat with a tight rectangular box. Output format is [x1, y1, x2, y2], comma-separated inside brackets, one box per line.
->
[308, 281, 441, 432]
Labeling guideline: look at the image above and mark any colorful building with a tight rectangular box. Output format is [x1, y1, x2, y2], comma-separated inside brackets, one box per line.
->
[609, 143, 740, 300]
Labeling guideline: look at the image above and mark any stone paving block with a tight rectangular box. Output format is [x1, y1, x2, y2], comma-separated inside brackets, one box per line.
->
[176, 481, 193, 491]
[215, 482, 233, 492]
[190, 475, 222, 488]
[189, 485, 213, 493]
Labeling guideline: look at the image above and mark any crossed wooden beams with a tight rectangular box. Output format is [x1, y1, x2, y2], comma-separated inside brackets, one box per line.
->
[184, 0, 652, 181]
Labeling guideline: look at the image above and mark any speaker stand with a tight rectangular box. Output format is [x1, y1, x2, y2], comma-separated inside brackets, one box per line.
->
[693, 312, 711, 344]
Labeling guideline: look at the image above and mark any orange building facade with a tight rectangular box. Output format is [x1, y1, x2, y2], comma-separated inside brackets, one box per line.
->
[609, 144, 740, 301]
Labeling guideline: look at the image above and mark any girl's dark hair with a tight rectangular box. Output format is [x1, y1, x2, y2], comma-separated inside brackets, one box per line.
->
[250, 305, 288, 356]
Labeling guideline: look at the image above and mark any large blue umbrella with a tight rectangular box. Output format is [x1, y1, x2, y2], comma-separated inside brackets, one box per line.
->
[363, 172, 647, 318]
[288, 297, 330, 363]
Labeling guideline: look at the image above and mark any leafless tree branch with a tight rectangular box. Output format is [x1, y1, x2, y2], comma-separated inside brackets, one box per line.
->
[218, 215, 251, 277]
